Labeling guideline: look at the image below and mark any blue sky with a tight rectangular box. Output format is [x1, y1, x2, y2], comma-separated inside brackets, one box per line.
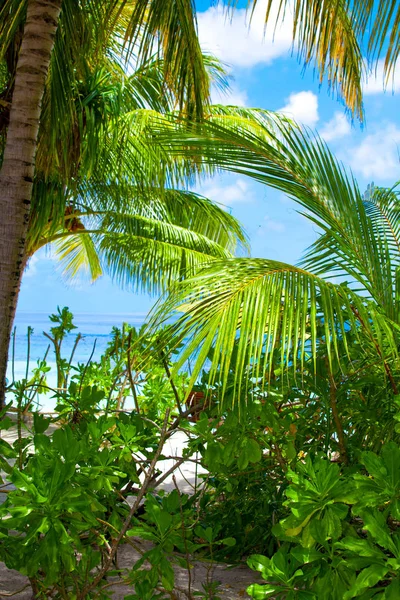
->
[18, 0, 400, 320]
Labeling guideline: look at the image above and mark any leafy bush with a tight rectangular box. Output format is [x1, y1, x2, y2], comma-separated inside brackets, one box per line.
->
[7, 306, 400, 598]
[247, 442, 400, 599]
[185, 405, 288, 560]
[1, 309, 238, 598]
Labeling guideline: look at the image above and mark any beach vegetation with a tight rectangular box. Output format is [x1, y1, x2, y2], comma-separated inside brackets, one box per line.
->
[1, 311, 246, 598]
[2, 285, 400, 597]
[1, 0, 400, 597]
[1, 0, 399, 404]
[0, 0, 216, 404]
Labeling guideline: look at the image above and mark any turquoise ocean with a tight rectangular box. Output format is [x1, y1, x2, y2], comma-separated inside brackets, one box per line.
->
[7, 311, 147, 411]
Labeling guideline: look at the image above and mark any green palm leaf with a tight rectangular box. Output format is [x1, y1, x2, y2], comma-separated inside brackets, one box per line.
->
[121, 0, 211, 119]
[51, 230, 103, 282]
[98, 221, 235, 293]
[363, 185, 400, 260]
[147, 258, 397, 407]
[150, 107, 396, 306]
[30, 184, 248, 291]
[244, 0, 364, 120]
[144, 109, 400, 403]
[239, 0, 400, 119]
[75, 185, 249, 254]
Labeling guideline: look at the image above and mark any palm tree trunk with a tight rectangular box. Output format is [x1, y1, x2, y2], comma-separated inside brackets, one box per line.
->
[0, 0, 63, 407]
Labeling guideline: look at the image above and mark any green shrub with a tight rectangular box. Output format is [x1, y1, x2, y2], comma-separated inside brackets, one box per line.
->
[247, 442, 400, 599]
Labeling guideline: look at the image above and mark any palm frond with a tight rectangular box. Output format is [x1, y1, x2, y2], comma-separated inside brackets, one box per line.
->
[30, 190, 246, 292]
[149, 106, 396, 307]
[75, 184, 249, 255]
[122, 0, 211, 119]
[242, 0, 400, 119]
[98, 221, 233, 293]
[229, 0, 364, 120]
[141, 107, 400, 403]
[51, 229, 103, 282]
[358, 0, 400, 84]
[146, 258, 397, 407]
[247, 0, 400, 105]
[363, 184, 400, 260]
[300, 183, 400, 319]
[0, 0, 27, 64]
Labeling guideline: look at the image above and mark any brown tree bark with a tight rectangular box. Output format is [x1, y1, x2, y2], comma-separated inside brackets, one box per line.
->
[0, 0, 63, 407]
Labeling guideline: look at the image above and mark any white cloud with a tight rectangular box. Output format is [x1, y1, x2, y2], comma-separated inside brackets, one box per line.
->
[258, 215, 286, 234]
[363, 59, 400, 95]
[345, 123, 400, 179]
[319, 112, 351, 142]
[24, 254, 38, 278]
[199, 178, 253, 207]
[197, 2, 293, 69]
[278, 91, 319, 127]
[211, 83, 248, 107]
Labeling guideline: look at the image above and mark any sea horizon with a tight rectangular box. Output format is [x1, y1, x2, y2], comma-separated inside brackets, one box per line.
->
[7, 311, 150, 410]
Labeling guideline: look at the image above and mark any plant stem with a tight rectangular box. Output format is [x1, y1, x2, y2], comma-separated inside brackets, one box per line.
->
[173, 474, 192, 597]
[65, 333, 82, 388]
[127, 332, 140, 413]
[25, 327, 32, 382]
[79, 409, 171, 598]
[160, 349, 183, 415]
[326, 363, 348, 463]
[79, 339, 97, 394]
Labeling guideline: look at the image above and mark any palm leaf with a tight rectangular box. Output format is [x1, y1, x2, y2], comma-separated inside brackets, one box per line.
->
[143, 108, 400, 402]
[242, 0, 364, 120]
[52, 229, 102, 282]
[74, 184, 249, 255]
[239, 0, 400, 118]
[362, 184, 400, 261]
[146, 258, 397, 407]
[150, 106, 396, 306]
[30, 180, 248, 291]
[98, 224, 233, 293]
[38, 211, 238, 291]
[121, 0, 211, 119]
[358, 0, 400, 84]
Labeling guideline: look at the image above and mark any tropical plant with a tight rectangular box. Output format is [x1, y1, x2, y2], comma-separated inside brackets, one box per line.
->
[242, 0, 400, 121]
[186, 403, 288, 560]
[0, 400, 186, 598]
[6, 303, 400, 597]
[1, 311, 244, 598]
[28, 183, 248, 290]
[23, 50, 247, 286]
[2, 0, 400, 405]
[146, 112, 400, 451]
[247, 442, 400, 599]
[0, 0, 215, 405]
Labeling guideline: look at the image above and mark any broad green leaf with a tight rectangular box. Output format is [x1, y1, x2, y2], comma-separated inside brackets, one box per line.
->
[160, 559, 174, 591]
[356, 509, 397, 555]
[246, 438, 262, 463]
[385, 578, 400, 599]
[336, 537, 386, 559]
[0, 439, 17, 459]
[155, 510, 172, 535]
[221, 537, 236, 546]
[343, 564, 388, 599]
[291, 547, 323, 564]
[248, 554, 271, 574]
[33, 413, 51, 434]
[10, 470, 47, 503]
[247, 583, 280, 598]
